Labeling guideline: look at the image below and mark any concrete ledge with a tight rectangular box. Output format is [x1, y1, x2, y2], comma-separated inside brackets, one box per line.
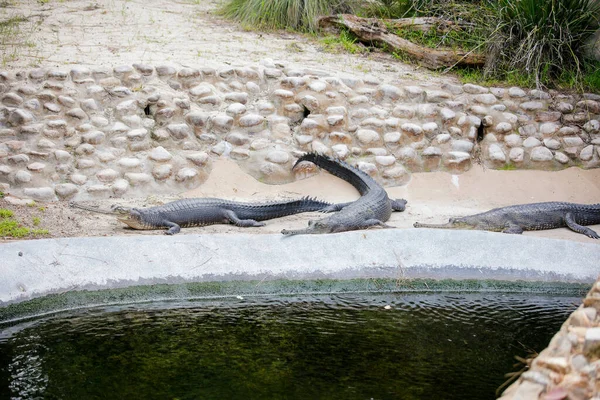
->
[1, 229, 599, 306]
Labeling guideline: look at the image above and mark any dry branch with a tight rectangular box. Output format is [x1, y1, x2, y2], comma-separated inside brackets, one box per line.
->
[318, 14, 486, 69]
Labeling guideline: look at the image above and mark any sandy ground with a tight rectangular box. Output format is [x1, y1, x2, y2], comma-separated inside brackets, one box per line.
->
[1, 0, 437, 85]
[2, 159, 600, 243]
[1, 0, 600, 243]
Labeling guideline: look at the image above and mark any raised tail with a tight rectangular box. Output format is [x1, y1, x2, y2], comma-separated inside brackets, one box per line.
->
[294, 153, 373, 195]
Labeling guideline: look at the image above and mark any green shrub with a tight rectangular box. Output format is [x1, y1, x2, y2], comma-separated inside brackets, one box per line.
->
[219, 0, 357, 32]
[484, 0, 600, 89]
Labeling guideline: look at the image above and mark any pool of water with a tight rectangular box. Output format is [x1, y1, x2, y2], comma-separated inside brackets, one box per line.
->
[0, 292, 580, 400]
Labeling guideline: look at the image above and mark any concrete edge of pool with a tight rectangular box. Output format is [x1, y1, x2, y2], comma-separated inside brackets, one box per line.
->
[1, 228, 598, 309]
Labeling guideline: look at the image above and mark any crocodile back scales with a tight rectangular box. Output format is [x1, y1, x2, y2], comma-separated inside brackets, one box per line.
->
[461, 202, 600, 231]
[136, 197, 330, 229]
[296, 153, 392, 226]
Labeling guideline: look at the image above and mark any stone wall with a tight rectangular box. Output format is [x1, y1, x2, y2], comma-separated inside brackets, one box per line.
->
[1, 61, 599, 201]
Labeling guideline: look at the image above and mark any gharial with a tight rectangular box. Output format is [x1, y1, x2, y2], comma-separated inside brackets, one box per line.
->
[70, 196, 335, 235]
[413, 202, 600, 238]
[281, 152, 407, 235]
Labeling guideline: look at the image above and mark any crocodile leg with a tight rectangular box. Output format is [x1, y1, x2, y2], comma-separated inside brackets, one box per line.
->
[565, 212, 600, 238]
[223, 210, 266, 227]
[391, 199, 407, 211]
[164, 221, 182, 235]
[321, 202, 353, 213]
[502, 223, 524, 234]
[358, 219, 395, 229]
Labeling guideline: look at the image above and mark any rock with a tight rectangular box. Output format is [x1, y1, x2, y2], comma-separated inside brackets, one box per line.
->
[543, 138, 561, 150]
[150, 146, 173, 162]
[186, 152, 209, 166]
[124, 172, 152, 185]
[375, 155, 396, 166]
[401, 123, 423, 136]
[23, 187, 56, 201]
[535, 111, 561, 122]
[463, 83, 488, 94]
[266, 150, 290, 164]
[112, 179, 129, 196]
[425, 90, 451, 103]
[392, 105, 414, 119]
[54, 183, 78, 199]
[226, 102, 247, 117]
[529, 89, 550, 99]
[27, 162, 45, 172]
[66, 108, 88, 120]
[422, 122, 439, 136]
[509, 147, 524, 162]
[2, 92, 23, 106]
[357, 161, 378, 176]
[9, 154, 30, 165]
[118, 158, 142, 169]
[558, 126, 580, 136]
[451, 139, 474, 153]
[488, 144, 506, 162]
[583, 120, 600, 134]
[8, 109, 34, 126]
[331, 144, 349, 159]
[530, 146, 554, 161]
[495, 122, 513, 134]
[403, 85, 424, 99]
[14, 170, 32, 183]
[555, 102, 574, 113]
[474, 93, 497, 105]
[382, 165, 409, 182]
[210, 115, 234, 132]
[435, 133, 451, 144]
[576, 100, 600, 114]
[175, 167, 198, 182]
[562, 136, 584, 147]
[166, 124, 191, 140]
[554, 152, 570, 164]
[96, 169, 119, 183]
[152, 164, 173, 180]
[357, 129, 381, 145]
[580, 145, 594, 161]
[440, 108, 456, 122]
[76, 159, 95, 169]
[82, 131, 105, 144]
[583, 327, 600, 356]
[422, 146, 442, 157]
[539, 122, 559, 135]
[378, 84, 403, 100]
[518, 124, 538, 137]
[445, 151, 471, 164]
[520, 101, 545, 111]
[523, 137, 542, 148]
[70, 174, 87, 185]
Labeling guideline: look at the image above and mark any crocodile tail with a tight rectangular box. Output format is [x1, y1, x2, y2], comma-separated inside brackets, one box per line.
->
[293, 152, 373, 195]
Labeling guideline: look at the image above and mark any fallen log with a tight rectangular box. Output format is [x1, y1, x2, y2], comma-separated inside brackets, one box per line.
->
[318, 14, 486, 69]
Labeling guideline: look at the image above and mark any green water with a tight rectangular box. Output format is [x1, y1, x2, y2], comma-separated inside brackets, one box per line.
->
[0, 293, 580, 400]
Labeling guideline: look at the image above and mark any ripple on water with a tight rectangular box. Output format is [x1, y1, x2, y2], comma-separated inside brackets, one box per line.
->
[0, 293, 579, 400]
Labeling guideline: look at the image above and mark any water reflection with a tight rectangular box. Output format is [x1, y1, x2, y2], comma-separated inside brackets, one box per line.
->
[0, 293, 579, 400]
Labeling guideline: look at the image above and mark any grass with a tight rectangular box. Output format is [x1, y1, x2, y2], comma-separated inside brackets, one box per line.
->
[218, 0, 357, 32]
[0, 208, 50, 238]
[319, 28, 366, 54]
[484, 0, 600, 90]
[0, 8, 44, 66]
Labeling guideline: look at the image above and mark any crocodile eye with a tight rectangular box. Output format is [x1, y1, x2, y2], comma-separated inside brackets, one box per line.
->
[308, 220, 315, 227]
[449, 218, 456, 223]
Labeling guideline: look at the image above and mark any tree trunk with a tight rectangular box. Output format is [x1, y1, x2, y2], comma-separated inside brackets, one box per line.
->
[318, 14, 486, 70]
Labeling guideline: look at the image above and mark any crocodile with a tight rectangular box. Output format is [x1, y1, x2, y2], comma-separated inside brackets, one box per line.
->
[281, 153, 407, 235]
[413, 202, 600, 238]
[71, 196, 334, 235]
